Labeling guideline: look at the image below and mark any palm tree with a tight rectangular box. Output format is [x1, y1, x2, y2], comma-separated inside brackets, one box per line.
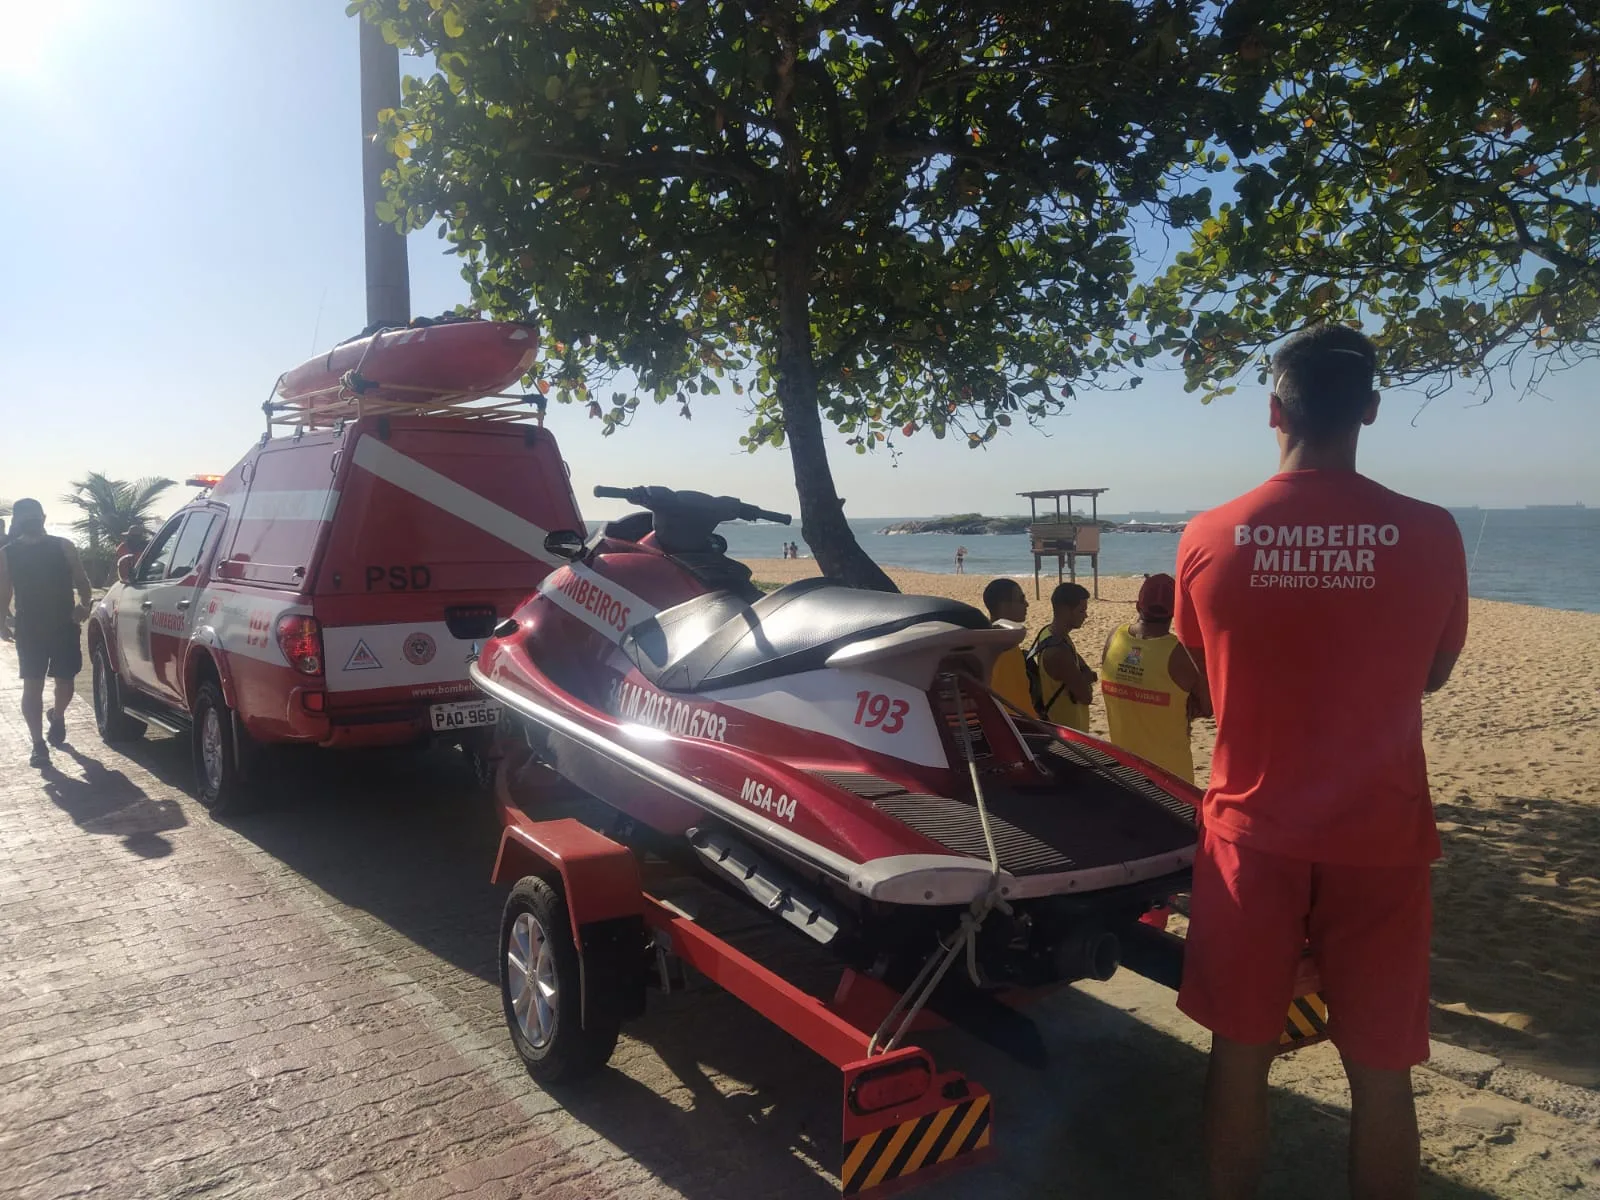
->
[60, 473, 176, 551]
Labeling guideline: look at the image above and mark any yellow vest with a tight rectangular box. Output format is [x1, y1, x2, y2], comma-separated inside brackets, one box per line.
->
[1099, 624, 1194, 782]
[1030, 628, 1092, 733]
[989, 630, 1033, 717]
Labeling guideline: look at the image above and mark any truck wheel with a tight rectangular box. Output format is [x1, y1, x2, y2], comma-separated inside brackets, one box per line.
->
[500, 876, 619, 1084]
[91, 640, 146, 744]
[192, 680, 256, 816]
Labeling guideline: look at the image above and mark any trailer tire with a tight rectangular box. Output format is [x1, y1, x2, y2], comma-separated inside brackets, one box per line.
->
[91, 641, 145, 744]
[500, 876, 619, 1084]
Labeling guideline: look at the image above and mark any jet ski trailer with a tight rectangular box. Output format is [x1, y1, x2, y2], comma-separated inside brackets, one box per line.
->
[475, 485, 1329, 1194]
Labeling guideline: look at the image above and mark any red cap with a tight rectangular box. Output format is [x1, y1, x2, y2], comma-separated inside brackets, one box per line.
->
[1137, 573, 1175, 620]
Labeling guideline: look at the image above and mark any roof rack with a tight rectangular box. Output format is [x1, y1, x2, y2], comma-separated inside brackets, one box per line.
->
[262, 378, 548, 433]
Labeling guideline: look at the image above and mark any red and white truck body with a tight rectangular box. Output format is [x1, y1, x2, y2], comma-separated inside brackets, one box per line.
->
[88, 411, 584, 806]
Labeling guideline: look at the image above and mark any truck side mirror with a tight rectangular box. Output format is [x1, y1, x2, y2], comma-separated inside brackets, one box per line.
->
[543, 529, 586, 561]
[116, 555, 134, 585]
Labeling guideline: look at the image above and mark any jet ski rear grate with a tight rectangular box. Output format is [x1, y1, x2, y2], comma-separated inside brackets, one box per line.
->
[1036, 737, 1198, 825]
[811, 771, 1073, 875]
[811, 767, 1198, 880]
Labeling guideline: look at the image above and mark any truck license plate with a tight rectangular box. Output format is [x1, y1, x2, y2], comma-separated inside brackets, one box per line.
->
[429, 700, 500, 732]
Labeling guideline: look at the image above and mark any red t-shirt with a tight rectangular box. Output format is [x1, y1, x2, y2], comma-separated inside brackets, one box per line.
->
[1174, 470, 1468, 865]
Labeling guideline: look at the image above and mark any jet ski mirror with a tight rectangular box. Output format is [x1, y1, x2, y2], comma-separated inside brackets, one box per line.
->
[543, 529, 587, 561]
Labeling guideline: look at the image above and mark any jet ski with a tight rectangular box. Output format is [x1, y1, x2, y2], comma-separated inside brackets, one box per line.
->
[471, 485, 1198, 1010]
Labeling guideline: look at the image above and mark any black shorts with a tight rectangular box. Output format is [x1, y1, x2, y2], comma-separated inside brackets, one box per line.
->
[15, 625, 83, 681]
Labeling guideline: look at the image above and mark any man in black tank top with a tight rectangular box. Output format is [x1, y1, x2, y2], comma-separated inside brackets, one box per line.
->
[0, 499, 94, 767]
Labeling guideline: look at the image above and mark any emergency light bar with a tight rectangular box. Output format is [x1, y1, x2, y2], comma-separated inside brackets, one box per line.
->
[186, 474, 223, 489]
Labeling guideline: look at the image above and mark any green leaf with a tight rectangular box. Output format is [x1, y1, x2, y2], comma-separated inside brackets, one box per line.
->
[545, 75, 563, 102]
[441, 8, 463, 38]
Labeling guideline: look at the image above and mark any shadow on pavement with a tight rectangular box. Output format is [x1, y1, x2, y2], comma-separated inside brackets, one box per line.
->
[39, 743, 187, 858]
[128, 735, 509, 983]
[110, 733, 1508, 1198]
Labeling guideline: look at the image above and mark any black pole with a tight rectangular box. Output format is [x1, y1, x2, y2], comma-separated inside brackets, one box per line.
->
[359, 17, 410, 329]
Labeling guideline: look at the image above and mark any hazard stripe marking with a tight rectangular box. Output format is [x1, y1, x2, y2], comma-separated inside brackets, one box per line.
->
[841, 1094, 990, 1195]
[840, 1130, 879, 1187]
[938, 1095, 989, 1164]
[1280, 992, 1330, 1046]
[862, 1118, 919, 1191]
[903, 1104, 957, 1174]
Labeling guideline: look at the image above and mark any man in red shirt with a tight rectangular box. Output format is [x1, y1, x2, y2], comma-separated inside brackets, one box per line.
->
[1173, 324, 1468, 1199]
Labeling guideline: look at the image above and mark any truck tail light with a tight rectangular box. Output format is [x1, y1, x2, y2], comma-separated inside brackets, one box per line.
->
[276, 615, 324, 676]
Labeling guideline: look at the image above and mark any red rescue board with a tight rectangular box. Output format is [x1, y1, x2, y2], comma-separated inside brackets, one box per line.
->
[277, 320, 537, 408]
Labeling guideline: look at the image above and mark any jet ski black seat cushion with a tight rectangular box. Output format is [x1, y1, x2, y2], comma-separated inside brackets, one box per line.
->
[623, 581, 991, 694]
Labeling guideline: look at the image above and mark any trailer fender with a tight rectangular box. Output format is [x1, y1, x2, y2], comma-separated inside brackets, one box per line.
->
[493, 818, 648, 1030]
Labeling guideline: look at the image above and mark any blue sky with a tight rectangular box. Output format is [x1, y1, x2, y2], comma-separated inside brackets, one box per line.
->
[2, 0, 1596, 530]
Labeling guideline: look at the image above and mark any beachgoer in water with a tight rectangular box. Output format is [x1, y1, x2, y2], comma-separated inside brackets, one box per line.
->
[981, 578, 1032, 715]
[1173, 324, 1468, 1200]
[1025, 582, 1096, 731]
[954, 545, 967, 573]
[1099, 573, 1207, 784]
[0, 499, 95, 768]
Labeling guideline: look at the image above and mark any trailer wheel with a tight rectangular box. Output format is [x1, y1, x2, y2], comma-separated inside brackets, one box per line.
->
[500, 876, 619, 1083]
[91, 641, 145, 743]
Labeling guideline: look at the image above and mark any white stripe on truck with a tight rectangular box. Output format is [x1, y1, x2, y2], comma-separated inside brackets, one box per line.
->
[350, 436, 563, 567]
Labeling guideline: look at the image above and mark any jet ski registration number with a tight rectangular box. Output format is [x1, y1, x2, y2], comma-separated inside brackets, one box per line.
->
[429, 700, 501, 731]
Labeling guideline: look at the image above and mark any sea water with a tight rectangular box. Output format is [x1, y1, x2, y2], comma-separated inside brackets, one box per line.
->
[714, 508, 1599, 615]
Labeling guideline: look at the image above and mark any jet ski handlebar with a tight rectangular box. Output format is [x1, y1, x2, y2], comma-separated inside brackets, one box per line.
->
[592, 485, 792, 527]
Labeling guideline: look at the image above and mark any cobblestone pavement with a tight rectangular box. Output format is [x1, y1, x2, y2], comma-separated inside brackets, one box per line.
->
[1, 647, 1597, 1199]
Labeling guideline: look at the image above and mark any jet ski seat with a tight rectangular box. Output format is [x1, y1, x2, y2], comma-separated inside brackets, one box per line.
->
[623, 581, 991, 694]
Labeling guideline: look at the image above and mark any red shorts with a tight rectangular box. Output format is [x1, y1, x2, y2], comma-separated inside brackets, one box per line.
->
[1178, 828, 1432, 1070]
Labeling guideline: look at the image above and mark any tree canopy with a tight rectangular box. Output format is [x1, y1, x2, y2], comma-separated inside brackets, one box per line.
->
[1133, 0, 1600, 401]
[350, 0, 1600, 585]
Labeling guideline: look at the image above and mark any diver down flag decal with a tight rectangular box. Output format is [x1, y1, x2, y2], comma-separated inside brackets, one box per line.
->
[349, 436, 563, 568]
[841, 1093, 991, 1195]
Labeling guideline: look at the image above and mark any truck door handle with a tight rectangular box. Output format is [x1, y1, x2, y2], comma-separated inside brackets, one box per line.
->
[141, 601, 154, 610]
[176, 600, 192, 611]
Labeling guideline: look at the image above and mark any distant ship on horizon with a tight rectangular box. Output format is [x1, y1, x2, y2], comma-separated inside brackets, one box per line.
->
[1525, 502, 1588, 510]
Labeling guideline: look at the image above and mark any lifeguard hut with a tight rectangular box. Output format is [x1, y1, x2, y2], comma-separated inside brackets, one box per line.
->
[1018, 487, 1107, 599]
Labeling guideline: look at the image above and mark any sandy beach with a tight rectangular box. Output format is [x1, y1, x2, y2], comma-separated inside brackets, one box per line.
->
[746, 558, 1600, 1086]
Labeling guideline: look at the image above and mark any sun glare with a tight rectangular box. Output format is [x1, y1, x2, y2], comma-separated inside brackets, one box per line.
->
[3, 0, 96, 84]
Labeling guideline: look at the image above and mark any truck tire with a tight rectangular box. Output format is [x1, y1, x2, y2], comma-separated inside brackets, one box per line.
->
[192, 680, 256, 816]
[91, 640, 146, 744]
[500, 876, 620, 1084]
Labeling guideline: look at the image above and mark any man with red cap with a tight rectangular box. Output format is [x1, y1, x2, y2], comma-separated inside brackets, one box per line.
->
[1173, 324, 1467, 1199]
[1099, 572, 1207, 784]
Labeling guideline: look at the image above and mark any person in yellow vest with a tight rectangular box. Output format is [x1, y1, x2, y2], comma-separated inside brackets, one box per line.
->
[982, 578, 1033, 715]
[1027, 582, 1097, 732]
[1099, 573, 1209, 783]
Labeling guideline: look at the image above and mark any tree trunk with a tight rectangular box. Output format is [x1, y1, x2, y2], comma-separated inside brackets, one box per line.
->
[774, 244, 898, 593]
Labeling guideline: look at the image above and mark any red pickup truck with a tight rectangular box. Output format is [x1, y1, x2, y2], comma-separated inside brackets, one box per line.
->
[88, 411, 584, 813]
